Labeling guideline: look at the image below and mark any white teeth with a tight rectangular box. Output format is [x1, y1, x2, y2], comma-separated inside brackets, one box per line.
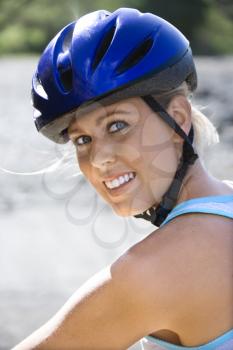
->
[119, 176, 125, 185]
[112, 179, 120, 187]
[104, 172, 135, 189]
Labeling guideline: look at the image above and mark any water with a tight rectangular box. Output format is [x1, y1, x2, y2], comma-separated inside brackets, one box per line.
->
[0, 56, 232, 349]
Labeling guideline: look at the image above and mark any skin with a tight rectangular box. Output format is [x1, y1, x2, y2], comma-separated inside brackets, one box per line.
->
[68, 95, 185, 217]
[13, 95, 233, 349]
[67, 95, 232, 215]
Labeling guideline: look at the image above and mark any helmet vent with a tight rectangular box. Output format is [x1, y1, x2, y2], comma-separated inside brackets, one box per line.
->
[92, 25, 116, 71]
[62, 29, 73, 51]
[57, 52, 73, 93]
[116, 37, 153, 74]
[59, 67, 73, 92]
[34, 73, 48, 100]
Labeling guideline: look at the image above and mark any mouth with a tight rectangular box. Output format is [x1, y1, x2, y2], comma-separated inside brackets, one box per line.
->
[103, 172, 137, 196]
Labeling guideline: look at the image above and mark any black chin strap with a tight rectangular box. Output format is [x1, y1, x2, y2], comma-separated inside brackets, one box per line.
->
[133, 95, 199, 227]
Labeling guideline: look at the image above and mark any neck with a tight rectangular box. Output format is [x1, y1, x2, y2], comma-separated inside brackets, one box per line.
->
[174, 158, 220, 206]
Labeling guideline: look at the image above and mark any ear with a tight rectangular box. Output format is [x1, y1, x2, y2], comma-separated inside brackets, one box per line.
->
[167, 95, 192, 144]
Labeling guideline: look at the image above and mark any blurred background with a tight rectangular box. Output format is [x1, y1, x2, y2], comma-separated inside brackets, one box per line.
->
[0, 0, 233, 55]
[0, 0, 233, 349]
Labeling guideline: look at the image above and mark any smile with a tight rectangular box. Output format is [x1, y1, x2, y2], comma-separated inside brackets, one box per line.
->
[104, 172, 136, 189]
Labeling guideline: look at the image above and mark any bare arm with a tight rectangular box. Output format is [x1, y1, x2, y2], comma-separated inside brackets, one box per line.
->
[12, 242, 167, 350]
[13, 215, 222, 349]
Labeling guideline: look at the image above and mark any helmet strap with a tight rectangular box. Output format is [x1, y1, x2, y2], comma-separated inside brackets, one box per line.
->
[133, 95, 198, 227]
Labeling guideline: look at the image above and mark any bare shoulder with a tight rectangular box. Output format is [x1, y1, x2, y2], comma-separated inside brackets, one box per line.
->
[128, 211, 233, 287]
[109, 219, 201, 327]
[125, 212, 233, 334]
[112, 219, 197, 324]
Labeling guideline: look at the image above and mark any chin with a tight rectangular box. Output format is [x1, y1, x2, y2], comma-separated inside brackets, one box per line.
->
[111, 203, 146, 217]
[110, 203, 132, 217]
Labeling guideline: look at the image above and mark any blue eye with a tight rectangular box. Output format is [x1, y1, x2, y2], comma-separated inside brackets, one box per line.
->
[73, 135, 91, 147]
[108, 120, 128, 133]
[73, 120, 128, 147]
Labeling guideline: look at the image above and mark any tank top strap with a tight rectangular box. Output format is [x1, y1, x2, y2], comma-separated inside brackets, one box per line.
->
[160, 194, 233, 227]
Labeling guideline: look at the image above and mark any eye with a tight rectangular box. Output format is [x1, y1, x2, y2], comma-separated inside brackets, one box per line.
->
[73, 135, 91, 147]
[72, 120, 129, 148]
[108, 120, 128, 133]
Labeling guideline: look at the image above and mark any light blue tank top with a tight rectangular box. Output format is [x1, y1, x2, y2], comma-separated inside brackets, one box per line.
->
[141, 190, 233, 350]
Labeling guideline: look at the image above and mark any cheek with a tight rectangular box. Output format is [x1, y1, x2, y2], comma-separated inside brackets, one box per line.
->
[116, 141, 142, 165]
[137, 116, 178, 173]
[141, 113, 174, 147]
[151, 146, 178, 174]
[136, 146, 178, 195]
[76, 152, 90, 177]
[77, 152, 104, 190]
[149, 146, 178, 196]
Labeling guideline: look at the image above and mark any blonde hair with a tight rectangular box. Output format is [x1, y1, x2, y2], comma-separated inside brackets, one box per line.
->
[154, 82, 220, 160]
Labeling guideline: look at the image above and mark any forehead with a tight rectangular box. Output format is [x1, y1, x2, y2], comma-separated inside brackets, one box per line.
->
[68, 97, 143, 132]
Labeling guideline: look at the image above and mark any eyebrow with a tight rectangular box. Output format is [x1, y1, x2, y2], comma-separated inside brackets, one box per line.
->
[68, 109, 131, 136]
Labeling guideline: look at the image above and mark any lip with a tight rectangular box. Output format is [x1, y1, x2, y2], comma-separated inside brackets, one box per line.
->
[103, 173, 137, 197]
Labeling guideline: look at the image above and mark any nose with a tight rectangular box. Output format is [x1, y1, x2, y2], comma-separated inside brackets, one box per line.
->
[90, 140, 117, 169]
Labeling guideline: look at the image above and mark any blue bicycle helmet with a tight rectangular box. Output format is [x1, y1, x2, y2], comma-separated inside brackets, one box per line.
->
[32, 7, 197, 143]
[32, 8, 199, 227]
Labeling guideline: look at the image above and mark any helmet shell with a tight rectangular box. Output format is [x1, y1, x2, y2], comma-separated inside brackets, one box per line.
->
[32, 8, 197, 143]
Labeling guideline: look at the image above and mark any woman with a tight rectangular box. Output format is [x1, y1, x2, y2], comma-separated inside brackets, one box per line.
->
[14, 8, 233, 350]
